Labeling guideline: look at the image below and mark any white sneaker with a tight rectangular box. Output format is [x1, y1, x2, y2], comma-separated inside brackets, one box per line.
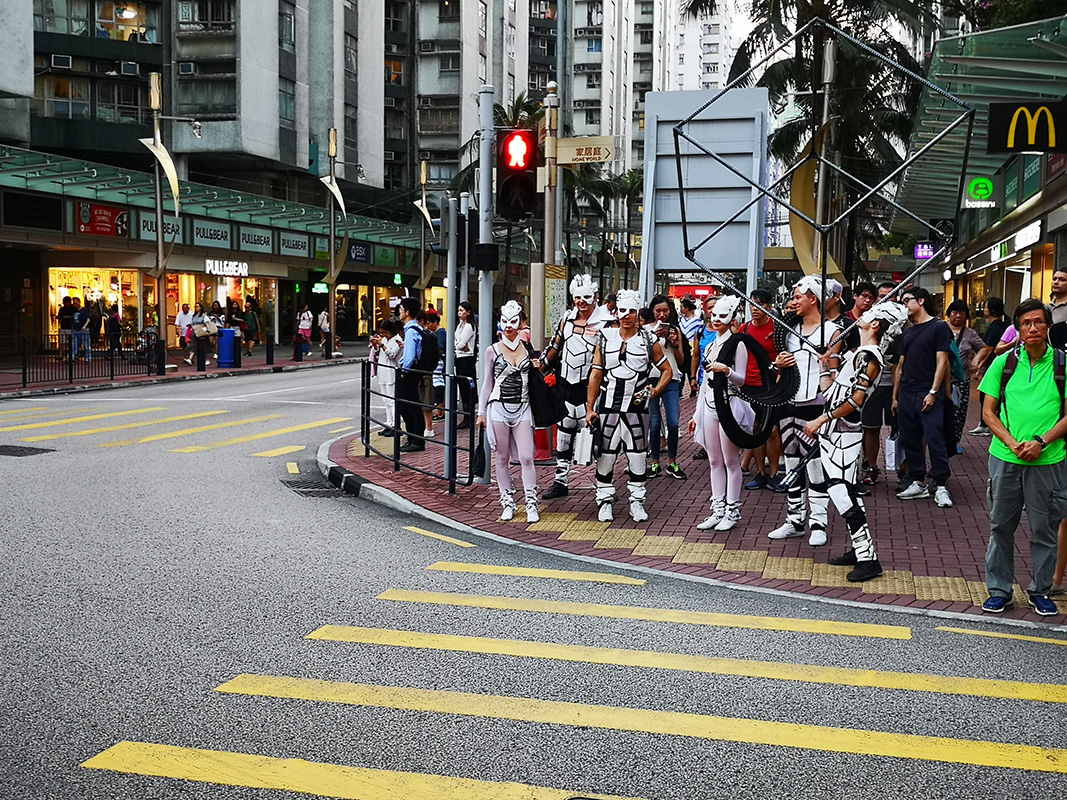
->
[808, 528, 827, 547]
[525, 503, 540, 523]
[598, 503, 614, 522]
[767, 522, 805, 540]
[897, 482, 931, 500]
[629, 501, 649, 523]
[696, 499, 726, 530]
[714, 503, 741, 532]
[501, 506, 515, 521]
[934, 486, 953, 508]
[424, 429, 435, 438]
[697, 515, 719, 531]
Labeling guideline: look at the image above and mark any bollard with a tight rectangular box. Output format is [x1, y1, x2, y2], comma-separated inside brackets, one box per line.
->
[232, 332, 242, 368]
[154, 336, 166, 376]
[324, 332, 332, 360]
[293, 334, 303, 362]
[196, 336, 207, 372]
[266, 336, 274, 365]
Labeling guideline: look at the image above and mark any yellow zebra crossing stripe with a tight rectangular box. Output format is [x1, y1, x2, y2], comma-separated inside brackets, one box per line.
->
[376, 589, 912, 639]
[938, 626, 1067, 648]
[286, 462, 301, 474]
[253, 445, 307, 457]
[403, 526, 476, 548]
[81, 741, 637, 800]
[99, 415, 284, 447]
[0, 407, 165, 433]
[171, 418, 352, 453]
[214, 675, 1067, 774]
[307, 625, 1065, 704]
[0, 406, 46, 416]
[18, 411, 228, 441]
[426, 561, 646, 584]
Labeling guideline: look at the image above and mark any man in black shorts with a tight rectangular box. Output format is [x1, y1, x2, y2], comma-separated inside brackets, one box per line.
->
[860, 283, 901, 485]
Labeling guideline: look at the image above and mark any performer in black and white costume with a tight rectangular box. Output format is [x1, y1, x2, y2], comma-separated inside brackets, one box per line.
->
[767, 276, 843, 546]
[540, 274, 614, 499]
[585, 289, 672, 523]
[477, 301, 540, 523]
[803, 301, 908, 581]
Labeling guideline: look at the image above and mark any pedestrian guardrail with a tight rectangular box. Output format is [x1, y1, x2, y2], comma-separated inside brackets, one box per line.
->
[358, 360, 478, 494]
[3, 332, 158, 387]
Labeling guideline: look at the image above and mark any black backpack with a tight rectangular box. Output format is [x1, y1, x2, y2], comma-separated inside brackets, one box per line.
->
[996, 345, 1067, 422]
[413, 326, 440, 373]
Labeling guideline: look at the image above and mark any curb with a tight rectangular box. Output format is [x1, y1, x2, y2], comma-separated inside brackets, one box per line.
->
[315, 436, 1067, 636]
[0, 356, 362, 400]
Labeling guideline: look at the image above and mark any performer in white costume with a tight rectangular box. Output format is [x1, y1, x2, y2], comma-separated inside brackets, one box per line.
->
[585, 289, 672, 523]
[688, 295, 755, 532]
[803, 301, 907, 581]
[540, 274, 614, 499]
[477, 301, 540, 523]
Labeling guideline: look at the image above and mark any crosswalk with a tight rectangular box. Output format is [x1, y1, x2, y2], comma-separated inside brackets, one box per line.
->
[78, 525, 1067, 799]
[0, 402, 352, 459]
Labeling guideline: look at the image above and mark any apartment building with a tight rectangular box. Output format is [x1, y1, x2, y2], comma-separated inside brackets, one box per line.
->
[672, 0, 736, 93]
[631, 0, 679, 165]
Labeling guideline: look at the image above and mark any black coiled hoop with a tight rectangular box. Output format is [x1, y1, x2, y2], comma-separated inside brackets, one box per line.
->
[710, 332, 799, 450]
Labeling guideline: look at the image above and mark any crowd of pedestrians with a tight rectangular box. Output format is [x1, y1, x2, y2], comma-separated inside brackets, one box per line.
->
[369, 270, 1067, 617]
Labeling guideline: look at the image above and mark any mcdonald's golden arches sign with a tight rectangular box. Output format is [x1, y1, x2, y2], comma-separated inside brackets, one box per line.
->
[988, 102, 1067, 154]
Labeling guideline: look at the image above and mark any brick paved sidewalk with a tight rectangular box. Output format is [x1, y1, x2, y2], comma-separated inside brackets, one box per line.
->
[328, 389, 1067, 622]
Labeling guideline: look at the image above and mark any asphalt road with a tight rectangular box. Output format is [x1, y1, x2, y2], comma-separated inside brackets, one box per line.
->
[1, 366, 1065, 800]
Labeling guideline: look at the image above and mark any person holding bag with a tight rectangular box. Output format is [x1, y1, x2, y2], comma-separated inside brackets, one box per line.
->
[183, 302, 207, 365]
[477, 301, 540, 523]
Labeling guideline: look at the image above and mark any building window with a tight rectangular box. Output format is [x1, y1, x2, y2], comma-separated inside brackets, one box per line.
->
[438, 0, 458, 19]
[479, 54, 487, 82]
[439, 54, 460, 74]
[34, 0, 90, 36]
[176, 78, 236, 115]
[479, 1, 487, 36]
[344, 103, 358, 151]
[278, 77, 295, 127]
[703, 42, 719, 54]
[638, 60, 652, 73]
[278, 1, 295, 52]
[93, 1, 159, 42]
[385, 58, 404, 86]
[640, 2, 652, 12]
[678, 53, 684, 64]
[178, 0, 235, 32]
[507, 74, 515, 103]
[586, 1, 603, 25]
[385, 1, 404, 32]
[587, 38, 602, 53]
[385, 110, 406, 140]
[32, 75, 91, 118]
[587, 73, 600, 89]
[344, 33, 357, 73]
[427, 161, 458, 183]
[585, 109, 600, 126]
[420, 108, 459, 133]
[703, 62, 719, 73]
[529, 72, 549, 92]
[639, 30, 652, 45]
[702, 23, 720, 35]
[96, 80, 148, 123]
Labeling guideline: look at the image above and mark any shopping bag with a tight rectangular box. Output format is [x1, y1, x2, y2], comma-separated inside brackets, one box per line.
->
[573, 426, 595, 466]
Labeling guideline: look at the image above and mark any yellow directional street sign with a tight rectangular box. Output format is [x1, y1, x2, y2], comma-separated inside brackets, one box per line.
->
[557, 135, 615, 164]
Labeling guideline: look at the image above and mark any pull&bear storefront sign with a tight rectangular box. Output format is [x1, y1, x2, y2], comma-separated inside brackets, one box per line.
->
[205, 259, 250, 277]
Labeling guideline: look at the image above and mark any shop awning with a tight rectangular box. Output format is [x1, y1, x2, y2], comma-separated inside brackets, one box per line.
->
[0, 144, 423, 249]
[893, 15, 1067, 236]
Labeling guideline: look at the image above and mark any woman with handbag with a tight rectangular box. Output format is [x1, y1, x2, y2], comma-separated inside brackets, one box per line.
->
[476, 301, 540, 523]
[208, 300, 225, 359]
[454, 301, 477, 428]
[297, 304, 313, 356]
[183, 302, 207, 365]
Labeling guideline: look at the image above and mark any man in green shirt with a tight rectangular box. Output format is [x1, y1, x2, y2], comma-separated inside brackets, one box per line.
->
[977, 298, 1067, 616]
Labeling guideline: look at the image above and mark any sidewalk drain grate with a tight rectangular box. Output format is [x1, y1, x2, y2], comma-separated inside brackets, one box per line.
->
[0, 445, 56, 457]
[281, 476, 341, 498]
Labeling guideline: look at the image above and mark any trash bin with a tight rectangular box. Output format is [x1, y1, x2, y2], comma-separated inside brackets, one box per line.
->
[217, 327, 235, 367]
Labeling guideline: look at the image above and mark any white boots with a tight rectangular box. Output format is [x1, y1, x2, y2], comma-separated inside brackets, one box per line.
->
[500, 489, 516, 521]
[524, 486, 540, 523]
[501, 487, 540, 523]
[697, 498, 741, 531]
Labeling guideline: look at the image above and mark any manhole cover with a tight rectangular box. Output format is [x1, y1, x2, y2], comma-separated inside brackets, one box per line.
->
[0, 445, 55, 457]
[281, 476, 340, 498]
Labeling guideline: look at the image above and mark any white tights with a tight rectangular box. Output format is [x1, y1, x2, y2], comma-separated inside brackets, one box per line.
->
[492, 419, 537, 504]
[703, 413, 744, 503]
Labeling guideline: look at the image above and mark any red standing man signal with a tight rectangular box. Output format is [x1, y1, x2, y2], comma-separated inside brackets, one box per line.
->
[497, 129, 538, 220]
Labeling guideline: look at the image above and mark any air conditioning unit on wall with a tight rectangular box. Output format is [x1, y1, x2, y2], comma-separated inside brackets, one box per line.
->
[119, 61, 139, 76]
[384, 96, 396, 107]
[178, 62, 196, 76]
[419, 41, 434, 53]
[51, 54, 72, 69]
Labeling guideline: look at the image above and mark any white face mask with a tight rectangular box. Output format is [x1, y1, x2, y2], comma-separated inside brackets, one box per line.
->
[615, 304, 639, 320]
[573, 294, 596, 306]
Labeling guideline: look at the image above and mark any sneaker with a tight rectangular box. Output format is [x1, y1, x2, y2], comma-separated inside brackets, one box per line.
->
[862, 466, 880, 486]
[184, 357, 192, 365]
[666, 463, 688, 480]
[525, 503, 540, 524]
[1052, 582, 1065, 596]
[714, 502, 741, 531]
[968, 424, 991, 437]
[767, 522, 805, 540]
[829, 549, 858, 566]
[543, 482, 569, 500]
[934, 486, 953, 508]
[745, 474, 769, 491]
[847, 560, 884, 582]
[697, 500, 726, 530]
[424, 429, 436, 438]
[767, 476, 788, 493]
[648, 463, 662, 479]
[808, 529, 827, 547]
[1028, 594, 1058, 617]
[598, 503, 614, 522]
[895, 474, 914, 494]
[629, 501, 649, 523]
[982, 596, 1012, 613]
[855, 483, 871, 497]
[693, 448, 708, 460]
[501, 506, 515, 522]
[897, 482, 931, 500]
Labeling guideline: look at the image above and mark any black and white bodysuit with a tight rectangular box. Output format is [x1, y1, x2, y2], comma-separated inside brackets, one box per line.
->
[479, 342, 537, 510]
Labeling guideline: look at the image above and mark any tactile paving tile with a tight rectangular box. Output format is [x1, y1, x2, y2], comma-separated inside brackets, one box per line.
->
[671, 542, 725, 565]
[967, 581, 1027, 608]
[810, 562, 853, 588]
[914, 575, 972, 602]
[524, 513, 578, 532]
[507, 504, 546, 523]
[861, 570, 916, 596]
[762, 556, 814, 581]
[558, 521, 612, 541]
[631, 536, 686, 558]
[1012, 584, 1029, 609]
[716, 549, 768, 573]
[593, 529, 646, 550]
[1055, 596, 1067, 614]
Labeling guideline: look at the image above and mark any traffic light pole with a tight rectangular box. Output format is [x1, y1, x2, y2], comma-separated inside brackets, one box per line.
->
[530, 82, 559, 350]
[477, 85, 495, 485]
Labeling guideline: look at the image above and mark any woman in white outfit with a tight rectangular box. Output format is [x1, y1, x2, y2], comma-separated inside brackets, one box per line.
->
[454, 301, 477, 428]
[370, 319, 402, 435]
[477, 301, 539, 523]
[688, 295, 754, 531]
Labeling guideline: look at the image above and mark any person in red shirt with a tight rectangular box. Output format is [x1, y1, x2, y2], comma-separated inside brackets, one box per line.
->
[738, 289, 782, 490]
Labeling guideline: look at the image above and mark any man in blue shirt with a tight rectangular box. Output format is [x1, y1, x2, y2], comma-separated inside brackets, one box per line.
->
[397, 297, 426, 452]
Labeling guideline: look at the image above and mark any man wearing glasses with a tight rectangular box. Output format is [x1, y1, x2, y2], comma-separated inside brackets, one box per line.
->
[893, 287, 954, 508]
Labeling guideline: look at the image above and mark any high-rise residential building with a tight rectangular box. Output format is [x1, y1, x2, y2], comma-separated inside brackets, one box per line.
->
[672, 0, 736, 93]
[631, 0, 679, 165]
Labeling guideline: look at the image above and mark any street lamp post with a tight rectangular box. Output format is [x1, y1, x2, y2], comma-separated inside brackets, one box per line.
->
[326, 128, 337, 360]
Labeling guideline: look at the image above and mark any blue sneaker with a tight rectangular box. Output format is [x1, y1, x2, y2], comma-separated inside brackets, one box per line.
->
[1028, 594, 1058, 617]
[982, 596, 1012, 613]
[745, 473, 768, 490]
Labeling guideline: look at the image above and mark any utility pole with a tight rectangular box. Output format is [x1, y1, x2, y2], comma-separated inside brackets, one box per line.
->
[531, 81, 559, 350]
[477, 85, 495, 485]
[326, 128, 337, 359]
[150, 72, 166, 375]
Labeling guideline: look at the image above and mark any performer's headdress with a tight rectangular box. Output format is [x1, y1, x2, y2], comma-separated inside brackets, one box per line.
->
[614, 289, 642, 316]
[793, 275, 825, 300]
[569, 274, 598, 302]
[499, 300, 523, 332]
[710, 294, 741, 324]
[860, 301, 908, 350]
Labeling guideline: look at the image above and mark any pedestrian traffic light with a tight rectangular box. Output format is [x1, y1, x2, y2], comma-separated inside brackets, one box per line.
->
[496, 129, 538, 220]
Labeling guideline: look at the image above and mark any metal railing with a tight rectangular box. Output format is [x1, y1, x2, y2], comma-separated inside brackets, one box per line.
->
[3, 332, 158, 387]
[359, 360, 478, 494]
